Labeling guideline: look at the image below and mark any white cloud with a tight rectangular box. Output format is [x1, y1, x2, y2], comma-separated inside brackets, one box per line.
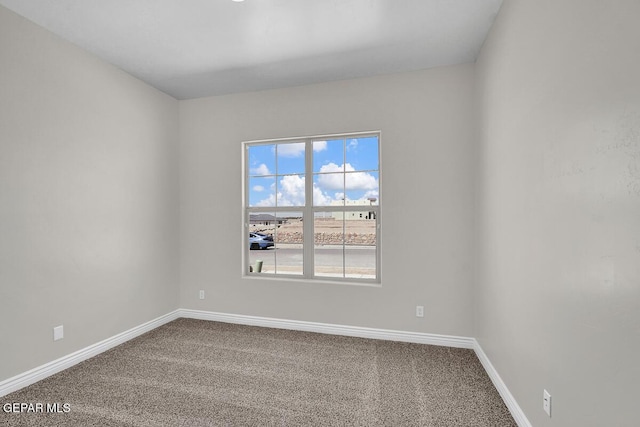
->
[253, 185, 264, 192]
[318, 162, 343, 174]
[313, 140, 327, 152]
[316, 163, 378, 191]
[316, 163, 343, 190]
[250, 164, 271, 175]
[312, 186, 332, 205]
[254, 166, 377, 207]
[277, 142, 305, 158]
[363, 190, 379, 200]
[277, 175, 306, 206]
[255, 175, 305, 207]
[348, 139, 358, 150]
[254, 175, 336, 206]
[255, 194, 276, 207]
[345, 171, 378, 191]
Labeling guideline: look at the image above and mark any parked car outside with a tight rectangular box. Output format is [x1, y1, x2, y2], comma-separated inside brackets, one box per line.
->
[249, 233, 274, 250]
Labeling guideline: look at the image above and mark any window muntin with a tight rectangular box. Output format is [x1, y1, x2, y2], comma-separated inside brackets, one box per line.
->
[248, 142, 306, 208]
[248, 211, 303, 275]
[313, 212, 377, 279]
[244, 132, 380, 283]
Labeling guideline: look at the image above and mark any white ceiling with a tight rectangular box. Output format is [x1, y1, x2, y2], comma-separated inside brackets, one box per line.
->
[0, 0, 503, 100]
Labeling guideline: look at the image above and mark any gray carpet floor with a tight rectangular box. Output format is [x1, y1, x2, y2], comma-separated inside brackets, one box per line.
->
[1, 319, 516, 426]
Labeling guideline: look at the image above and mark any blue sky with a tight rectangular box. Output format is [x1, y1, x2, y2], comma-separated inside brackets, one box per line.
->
[248, 136, 379, 207]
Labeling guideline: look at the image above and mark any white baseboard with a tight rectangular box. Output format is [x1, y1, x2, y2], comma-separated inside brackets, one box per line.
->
[180, 310, 528, 425]
[473, 339, 532, 427]
[1, 308, 529, 427]
[0, 310, 180, 398]
[178, 309, 476, 349]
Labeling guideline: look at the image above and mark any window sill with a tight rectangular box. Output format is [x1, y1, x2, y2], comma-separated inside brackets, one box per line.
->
[241, 273, 382, 288]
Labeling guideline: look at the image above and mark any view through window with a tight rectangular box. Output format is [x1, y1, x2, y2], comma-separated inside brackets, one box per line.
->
[245, 132, 380, 283]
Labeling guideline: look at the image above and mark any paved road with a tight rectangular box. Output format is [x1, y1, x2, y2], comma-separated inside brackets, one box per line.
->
[249, 245, 376, 277]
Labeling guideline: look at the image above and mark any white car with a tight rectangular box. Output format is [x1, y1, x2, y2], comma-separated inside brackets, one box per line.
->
[249, 233, 274, 250]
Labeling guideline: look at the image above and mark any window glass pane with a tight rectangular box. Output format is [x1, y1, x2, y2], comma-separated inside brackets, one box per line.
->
[277, 174, 305, 207]
[314, 213, 344, 278]
[248, 213, 276, 273]
[246, 133, 379, 283]
[346, 136, 379, 171]
[276, 142, 305, 175]
[249, 176, 275, 207]
[273, 211, 303, 275]
[248, 145, 275, 176]
[344, 171, 379, 206]
[313, 138, 344, 173]
[313, 173, 344, 206]
[248, 241, 275, 273]
[344, 217, 377, 279]
[249, 212, 303, 275]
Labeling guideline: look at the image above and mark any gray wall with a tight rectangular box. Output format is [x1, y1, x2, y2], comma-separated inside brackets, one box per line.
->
[475, 0, 640, 425]
[0, 7, 180, 382]
[179, 65, 477, 336]
[6, 2, 638, 424]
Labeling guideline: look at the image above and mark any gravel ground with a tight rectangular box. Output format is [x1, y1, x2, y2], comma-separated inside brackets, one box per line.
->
[250, 218, 376, 245]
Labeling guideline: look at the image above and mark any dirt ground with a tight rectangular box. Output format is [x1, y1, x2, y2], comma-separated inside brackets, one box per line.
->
[249, 218, 376, 276]
[249, 218, 376, 245]
[250, 218, 375, 234]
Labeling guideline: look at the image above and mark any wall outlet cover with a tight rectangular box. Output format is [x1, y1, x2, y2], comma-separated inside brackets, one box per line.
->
[53, 325, 64, 341]
[543, 389, 551, 417]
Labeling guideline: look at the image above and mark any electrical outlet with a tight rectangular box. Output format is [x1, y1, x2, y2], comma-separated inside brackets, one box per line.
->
[199, 290, 205, 300]
[543, 389, 551, 417]
[53, 325, 64, 341]
[416, 306, 424, 317]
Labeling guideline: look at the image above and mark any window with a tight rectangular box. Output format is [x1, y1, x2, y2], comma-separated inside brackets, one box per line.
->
[244, 132, 380, 283]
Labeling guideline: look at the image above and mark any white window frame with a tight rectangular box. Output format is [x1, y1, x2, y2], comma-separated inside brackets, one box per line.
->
[242, 131, 381, 285]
